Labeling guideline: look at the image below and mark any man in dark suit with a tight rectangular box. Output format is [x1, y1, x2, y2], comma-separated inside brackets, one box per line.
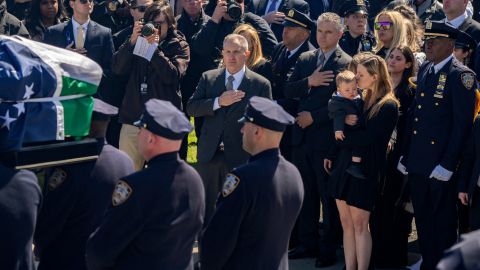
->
[270, 8, 314, 160]
[285, 12, 351, 267]
[201, 96, 304, 270]
[247, 0, 309, 41]
[44, 0, 114, 81]
[444, 0, 480, 71]
[187, 34, 272, 224]
[398, 22, 476, 270]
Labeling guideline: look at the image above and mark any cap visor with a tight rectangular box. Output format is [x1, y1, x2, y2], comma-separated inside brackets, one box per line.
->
[133, 120, 143, 127]
[238, 117, 248, 124]
[282, 20, 300, 27]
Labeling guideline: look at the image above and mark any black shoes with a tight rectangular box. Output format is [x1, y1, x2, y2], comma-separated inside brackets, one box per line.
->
[288, 245, 317, 259]
[346, 162, 366, 179]
[314, 256, 337, 268]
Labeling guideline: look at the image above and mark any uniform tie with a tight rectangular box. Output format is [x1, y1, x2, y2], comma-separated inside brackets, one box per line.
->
[226, 75, 235, 90]
[266, 0, 278, 13]
[76, 26, 85, 49]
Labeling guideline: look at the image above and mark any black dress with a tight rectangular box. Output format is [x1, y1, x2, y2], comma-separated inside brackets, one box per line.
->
[329, 99, 399, 211]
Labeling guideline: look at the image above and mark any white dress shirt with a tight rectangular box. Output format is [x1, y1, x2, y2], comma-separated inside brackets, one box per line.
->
[432, 55, 453, 74]
[445, 11, 468, 29]
[213, 65, 246, 110]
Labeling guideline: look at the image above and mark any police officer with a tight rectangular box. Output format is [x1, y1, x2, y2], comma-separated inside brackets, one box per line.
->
[398, 21, 477, 270]
[86, 99, 205, 270]
[270, 8, 315, 161]
[338, 0, 375, 57]
[200, 96, 304, 270]
[34, 98, 135, 270]
[0, 156, 42, 270]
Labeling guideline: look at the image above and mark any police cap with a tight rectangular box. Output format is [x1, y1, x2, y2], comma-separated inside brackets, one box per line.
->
[238, 96, 295, 132]
[455, 30, 476, 50]
[92, 98, 118, 121]
[342, 0, 368, 17]
[134, 99, 193, 140]
[283, 9, 313, 31]
[424, 20, 459, 40]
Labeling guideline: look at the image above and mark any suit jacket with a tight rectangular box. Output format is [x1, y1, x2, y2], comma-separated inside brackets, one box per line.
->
[187, 67, 272, 168]
[284, 46, 351, 151]
[458, 115, 480, 203]
[248, 0, 309, 41]
[44, 20, 114, 75]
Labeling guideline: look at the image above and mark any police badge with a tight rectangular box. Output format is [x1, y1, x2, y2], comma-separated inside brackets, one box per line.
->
[461, 73, 475, 90]
[112, 180, 132, 206]
[222, 174, 240, 197]
[48, 168, 67, 191]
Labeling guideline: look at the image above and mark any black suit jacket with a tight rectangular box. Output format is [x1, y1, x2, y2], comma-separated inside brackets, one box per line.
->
[187, 68, 272, 168]
[284, 47, 351, 151]
[44, 20, 114, 75]
[458, 115, 480, 203]
[248, 0, 309, 41]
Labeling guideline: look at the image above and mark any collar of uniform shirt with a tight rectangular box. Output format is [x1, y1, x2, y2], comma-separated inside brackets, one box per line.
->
[319, 46, 337, 64]
[432, 54, 454, 74]
[445, 11, 468, 29]
[288, 40, 307, 58]
[72, 17, 90, 32]
[225, 65, 246, 90]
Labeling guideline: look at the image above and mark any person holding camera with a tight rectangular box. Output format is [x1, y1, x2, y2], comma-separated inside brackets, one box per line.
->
[190, 0, 277, 69]
[114, 2, 189, 170]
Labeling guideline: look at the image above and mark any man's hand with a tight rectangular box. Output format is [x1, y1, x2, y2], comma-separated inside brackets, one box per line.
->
[219, 90, 245, 107]
[324, 159, 333, 174]
[397, 156, 408, 175]
[263, 11, 285, 24]
[345, 114, 358, 126]
[335, 131, 345, 141]
[429, 165, 453, 181]
[212, 0, 227, 23]
[458, 192, 469, 206]
[129, 20, 143, 45]
[296, 111, 313, 128]
[66, 41, 87, 55]
[307, 69, 334, 88]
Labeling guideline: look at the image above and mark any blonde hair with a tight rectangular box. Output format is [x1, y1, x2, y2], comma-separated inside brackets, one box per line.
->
[403, 20, 421, 53]
[373, 11, 408, 58]
[336, 70, 356, 85]
[233, 24, 264, 68]
[358, 55, 399, 119]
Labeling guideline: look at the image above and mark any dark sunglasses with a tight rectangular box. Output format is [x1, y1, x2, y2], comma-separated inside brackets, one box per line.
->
[152, 20, 166, 29]
[78, 0, 93, 4]
[132, 5, 148, 12]
[374, 21, 393, 30]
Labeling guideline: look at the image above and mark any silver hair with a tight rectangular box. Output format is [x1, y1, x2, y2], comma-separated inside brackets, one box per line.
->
[223, 34, 249, 51]
[317, 12, 344, 33]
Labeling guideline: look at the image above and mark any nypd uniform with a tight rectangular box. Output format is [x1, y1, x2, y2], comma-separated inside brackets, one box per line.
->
[0, 165, 41, 270]
[86, 99, 205, 270]
[201, 97, 304, 270]
[338, 0, 375, 57]
[400, 21, 477, 270]
[34, 99, 135, 270]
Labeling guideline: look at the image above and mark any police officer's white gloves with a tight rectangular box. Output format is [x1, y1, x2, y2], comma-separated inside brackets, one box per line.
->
[397, 156, 408, 175]
[429, 165, 453, 182]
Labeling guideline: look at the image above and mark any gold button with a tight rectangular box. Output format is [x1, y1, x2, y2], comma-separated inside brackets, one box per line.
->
[420, 93, 425, 97]
[431, 141, 435, 145]
[413, 130, 417, 134]
[418, 105, 422, 109]
[415, 118, 419, 122]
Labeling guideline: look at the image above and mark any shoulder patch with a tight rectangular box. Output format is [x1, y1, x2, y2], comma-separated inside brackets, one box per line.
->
[222, 174, 240, 197]
[112, 180, 132, 206]
[461, 73, 475, 90]
[48, 168, 67, 191]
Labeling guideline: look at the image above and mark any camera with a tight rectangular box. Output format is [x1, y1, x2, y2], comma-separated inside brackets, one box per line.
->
[141, 22, 155, 37]
[226, 0, 242, 20]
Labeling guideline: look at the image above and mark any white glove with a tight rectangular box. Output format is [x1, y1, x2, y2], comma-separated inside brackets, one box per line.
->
[397, 156, 408, 175]
[429, 165, 453, 182]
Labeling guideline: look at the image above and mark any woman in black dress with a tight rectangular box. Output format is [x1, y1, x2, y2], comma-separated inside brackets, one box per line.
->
[370, 45, 415, 268]
[324, 55, 399, 270]
[23, 0, 67, 41]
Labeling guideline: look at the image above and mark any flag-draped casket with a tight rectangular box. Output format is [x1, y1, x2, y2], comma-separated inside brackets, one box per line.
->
[0, 36, 102, 151]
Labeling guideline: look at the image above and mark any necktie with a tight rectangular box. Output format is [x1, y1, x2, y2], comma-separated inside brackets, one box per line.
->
[317, 53, 326, 69]
[76, 26, 85, 49]
[266, 0, 278, 13]
[226, 75, 235, 90]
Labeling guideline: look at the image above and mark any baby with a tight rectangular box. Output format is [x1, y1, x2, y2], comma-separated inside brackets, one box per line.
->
[328, 70, 366, 179]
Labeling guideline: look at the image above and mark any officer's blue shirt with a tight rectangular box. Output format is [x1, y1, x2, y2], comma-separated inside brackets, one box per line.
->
[404, 57, 477, 176]
[86, 151, 205, 270]
[201, 148, 304, 270]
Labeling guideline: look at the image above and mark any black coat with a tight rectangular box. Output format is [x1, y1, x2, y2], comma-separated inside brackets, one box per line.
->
[328, 94, 363, 132]
[34, 142, 134, 270]
[86, 152, 205, 270]
[0, 166, 41, 270]
[457, 115, 480, 204]
[284, 46, 351, 151]
[339, 31, 375, 57]
[201, 148, 304, 270]
[458, 17, 480, 71]
[247, 0, 310, 41]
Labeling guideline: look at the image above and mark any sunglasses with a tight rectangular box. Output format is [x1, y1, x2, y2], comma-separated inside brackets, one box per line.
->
[132, 5, 148, 12]
[78, 0, 93, 4]
[152, 20, 166, 28]
[374, 21, 393, 30]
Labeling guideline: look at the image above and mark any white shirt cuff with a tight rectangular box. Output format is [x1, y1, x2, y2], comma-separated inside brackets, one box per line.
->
[213, 97, 220, 110]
